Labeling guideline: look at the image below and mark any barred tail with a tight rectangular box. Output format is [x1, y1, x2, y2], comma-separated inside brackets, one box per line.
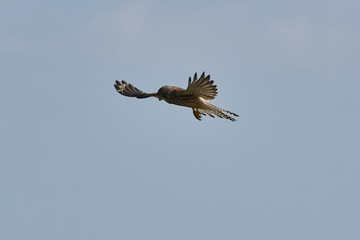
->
[193, 103, 239, 121]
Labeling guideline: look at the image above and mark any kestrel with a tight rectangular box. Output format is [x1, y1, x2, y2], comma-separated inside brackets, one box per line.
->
[114, 72, 239, 121]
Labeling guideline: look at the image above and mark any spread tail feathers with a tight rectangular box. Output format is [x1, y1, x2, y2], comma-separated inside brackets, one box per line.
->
[192, 103, 239, 121]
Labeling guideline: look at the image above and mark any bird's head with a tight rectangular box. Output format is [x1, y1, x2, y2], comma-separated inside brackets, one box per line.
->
[157, 86, 171, 101]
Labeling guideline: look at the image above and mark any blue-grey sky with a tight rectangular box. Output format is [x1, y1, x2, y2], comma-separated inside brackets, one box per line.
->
[1, 0, 359, 239]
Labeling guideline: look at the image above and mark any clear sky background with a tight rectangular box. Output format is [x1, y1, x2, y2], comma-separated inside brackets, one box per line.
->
[1, 0, 359, 239]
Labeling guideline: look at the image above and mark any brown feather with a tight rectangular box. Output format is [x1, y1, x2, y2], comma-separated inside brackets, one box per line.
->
[184, 72, 218, 100]
[114, 80, 157, 99]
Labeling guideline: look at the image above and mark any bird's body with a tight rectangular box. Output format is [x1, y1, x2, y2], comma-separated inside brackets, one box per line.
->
[114, 72, 239, 121]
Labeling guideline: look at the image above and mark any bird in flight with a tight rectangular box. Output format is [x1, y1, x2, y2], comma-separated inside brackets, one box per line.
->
[114, 72, 239, 121]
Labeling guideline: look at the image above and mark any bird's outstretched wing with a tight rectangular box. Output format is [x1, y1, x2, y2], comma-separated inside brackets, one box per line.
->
[183, 72, 218, 100]
[114, 80, 157, 99]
